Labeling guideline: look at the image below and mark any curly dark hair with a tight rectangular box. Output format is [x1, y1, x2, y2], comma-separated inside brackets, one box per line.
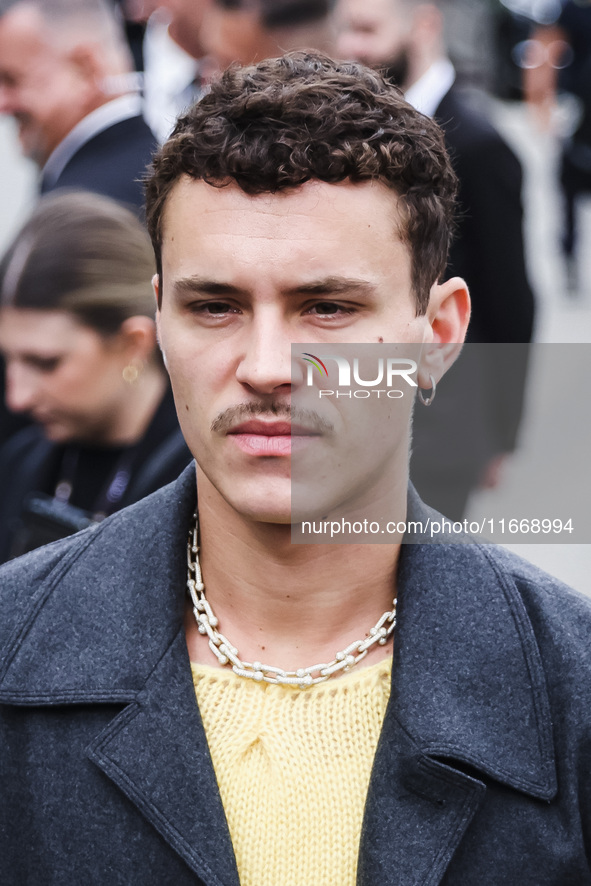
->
[145, 51, 458, 313]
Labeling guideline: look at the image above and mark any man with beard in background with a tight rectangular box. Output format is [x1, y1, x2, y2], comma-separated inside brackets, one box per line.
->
[336, 0, 535, 518]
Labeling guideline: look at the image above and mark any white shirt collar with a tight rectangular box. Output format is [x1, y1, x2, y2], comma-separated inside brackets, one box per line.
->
[404, 58, 456, 118]
[142, 17, 202, 142]
[42, 93, 144, 189]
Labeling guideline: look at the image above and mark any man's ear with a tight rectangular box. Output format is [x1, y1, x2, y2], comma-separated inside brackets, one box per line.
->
[152, 273, 161, 310]
[152, 274, 168, 370]
[418, 276, 471, 388]
[67, 43, 104, 89]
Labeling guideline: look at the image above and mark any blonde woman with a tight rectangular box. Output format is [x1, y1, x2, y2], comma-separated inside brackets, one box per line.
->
[0, 191, 190, 561]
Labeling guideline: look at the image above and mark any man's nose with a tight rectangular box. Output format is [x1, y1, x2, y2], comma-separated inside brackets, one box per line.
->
[0, 83, 16, 115]
[4, 362, 39, 413]
[235, 314, 295, 395]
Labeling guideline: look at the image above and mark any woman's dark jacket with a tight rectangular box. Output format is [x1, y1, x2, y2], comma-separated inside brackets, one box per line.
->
[0, 388, 191, 563]
[0, 466, 590, 884]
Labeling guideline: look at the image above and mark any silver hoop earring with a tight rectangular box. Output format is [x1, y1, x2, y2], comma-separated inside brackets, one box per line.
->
[418, 374, 436, 406]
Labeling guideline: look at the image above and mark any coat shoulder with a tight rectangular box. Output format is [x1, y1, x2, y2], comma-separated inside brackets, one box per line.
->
[0, 526, 94, 655]
[436, 88, 506, 147]
[479, 544, 591, 671]
[481, 543, 591, 616]
[436, 88, 521, 177]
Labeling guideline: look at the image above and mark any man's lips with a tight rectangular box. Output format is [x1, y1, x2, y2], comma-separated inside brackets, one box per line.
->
[228, 420, 316, 435]
[226, 419, 320, 455]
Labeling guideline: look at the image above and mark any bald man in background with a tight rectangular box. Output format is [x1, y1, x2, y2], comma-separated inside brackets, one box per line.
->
[335, 0, 534, 346]
[0, 0, 155, 206]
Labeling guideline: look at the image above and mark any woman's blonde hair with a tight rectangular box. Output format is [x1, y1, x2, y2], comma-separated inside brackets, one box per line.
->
[0, 190, 156, 336]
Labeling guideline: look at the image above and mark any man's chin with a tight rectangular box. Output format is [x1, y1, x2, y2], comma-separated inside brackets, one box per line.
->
[222, 493, 293, 526]
[41, 423, 73, 443]
[243, 505, 293, 526]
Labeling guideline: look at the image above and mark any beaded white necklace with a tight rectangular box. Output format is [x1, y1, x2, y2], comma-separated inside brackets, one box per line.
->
[187, 516, 397, 689]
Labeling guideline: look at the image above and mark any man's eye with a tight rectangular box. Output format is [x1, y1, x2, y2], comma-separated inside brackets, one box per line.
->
[29, 357, 61, 372]
[193, 301, 239, 315]
[307, 302, 354, 317]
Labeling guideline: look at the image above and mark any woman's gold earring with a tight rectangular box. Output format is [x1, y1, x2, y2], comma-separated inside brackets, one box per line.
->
[122, 363, 140, 385]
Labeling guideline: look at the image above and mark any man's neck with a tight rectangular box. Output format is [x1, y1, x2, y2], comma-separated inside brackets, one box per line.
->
[185, 471, 403, 672]
[402, 41, 446, 92]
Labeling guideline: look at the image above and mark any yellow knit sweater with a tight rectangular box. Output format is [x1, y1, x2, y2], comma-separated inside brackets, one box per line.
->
[191, 656, 392, 886]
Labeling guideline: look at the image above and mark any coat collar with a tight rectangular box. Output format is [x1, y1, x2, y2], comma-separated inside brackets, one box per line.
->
[0, 468, 557, 884]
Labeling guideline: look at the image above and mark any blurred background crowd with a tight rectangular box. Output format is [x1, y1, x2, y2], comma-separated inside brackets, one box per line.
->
[0, 0, 589, 587]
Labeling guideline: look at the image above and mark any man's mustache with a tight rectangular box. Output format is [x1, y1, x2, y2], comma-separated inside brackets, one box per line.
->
[211, 402, 334, 434]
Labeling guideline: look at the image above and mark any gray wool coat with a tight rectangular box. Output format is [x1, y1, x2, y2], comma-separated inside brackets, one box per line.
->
[1, 464, 591, 885]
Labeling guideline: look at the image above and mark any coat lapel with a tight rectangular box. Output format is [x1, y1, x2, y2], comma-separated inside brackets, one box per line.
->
[87, 625, 240, 886]
[358, 716, 485, 886]
[0, 465, 239, 886]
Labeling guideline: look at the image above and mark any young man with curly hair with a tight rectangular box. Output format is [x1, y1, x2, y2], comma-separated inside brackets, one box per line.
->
[1, 52, 590, 886]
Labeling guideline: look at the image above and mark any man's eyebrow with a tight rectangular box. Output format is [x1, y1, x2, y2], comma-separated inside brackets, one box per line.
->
[288, 277, 377, 296]
[172, 276, 244, 297]
[171, 275, 377, 298]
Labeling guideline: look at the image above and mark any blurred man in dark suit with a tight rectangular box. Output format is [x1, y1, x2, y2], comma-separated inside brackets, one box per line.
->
[336, 0, 535, 517]
[0, 0, 155, 209]
[0, 0, 157, 447]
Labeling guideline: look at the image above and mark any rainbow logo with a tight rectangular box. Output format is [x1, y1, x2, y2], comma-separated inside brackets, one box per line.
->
[302, 353, 328, 377]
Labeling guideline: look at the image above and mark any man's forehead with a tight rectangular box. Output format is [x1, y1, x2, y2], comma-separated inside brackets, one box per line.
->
[341, 0, 398, 23]
[166, 174, 351, 209]
[0, 3, 45, 43]
[159, 176, 411, 294]
[0, 4, 59, 67]
[161, 175, 402, 238]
